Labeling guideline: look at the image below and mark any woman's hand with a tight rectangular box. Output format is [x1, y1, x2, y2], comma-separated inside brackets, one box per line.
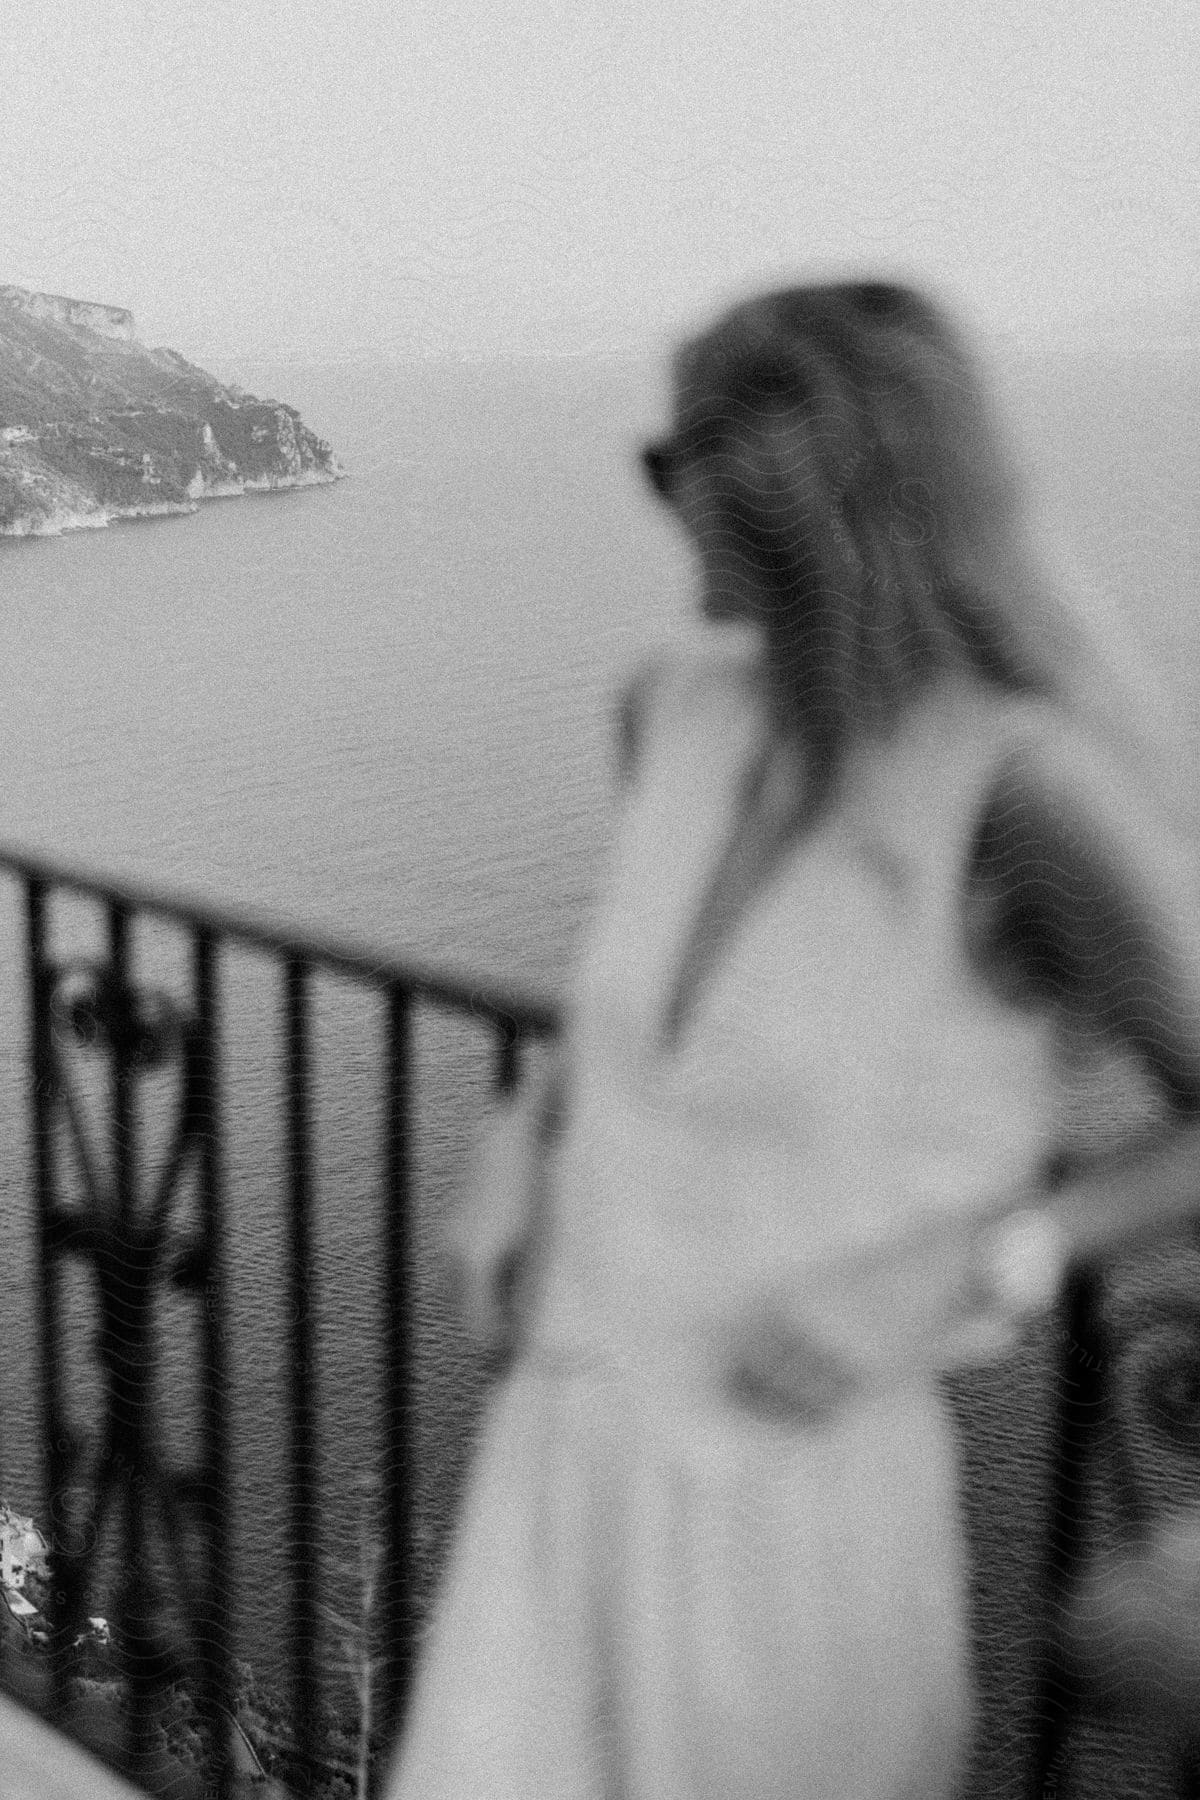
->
[728, 1198, 1069, 1424]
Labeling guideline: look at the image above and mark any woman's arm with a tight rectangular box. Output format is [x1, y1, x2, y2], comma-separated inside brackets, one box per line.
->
[731, 715, 1200, 1420]
[730, 1116, 1200, 1426]
[442, 1053, 566, 1365]
[443, 657, 669, 1364]
[967, 716, 1200, 1120]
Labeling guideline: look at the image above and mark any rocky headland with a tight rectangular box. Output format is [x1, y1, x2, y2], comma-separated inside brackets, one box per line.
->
[0, 286, 344, 536]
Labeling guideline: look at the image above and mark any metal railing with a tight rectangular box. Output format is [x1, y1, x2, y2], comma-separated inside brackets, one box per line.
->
[0, 845, 556, 1797]
[1031, 1256, 1200, 1800]
[0, 844, 1197, 1798]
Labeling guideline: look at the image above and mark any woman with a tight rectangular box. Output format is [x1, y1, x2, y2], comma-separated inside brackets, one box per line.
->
[389, 282, 1200, 1799]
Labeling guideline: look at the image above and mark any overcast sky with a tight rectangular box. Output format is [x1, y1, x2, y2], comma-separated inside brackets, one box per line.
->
[4, 0, 1197, 362]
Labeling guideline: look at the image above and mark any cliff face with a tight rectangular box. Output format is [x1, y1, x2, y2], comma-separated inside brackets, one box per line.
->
[0, 286, 135, 344]
[0, 285, 344, 536]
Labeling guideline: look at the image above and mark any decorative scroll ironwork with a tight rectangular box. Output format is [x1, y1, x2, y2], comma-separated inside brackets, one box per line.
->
[0, 845, 557, 1800]
[30, 901, 235, 1793]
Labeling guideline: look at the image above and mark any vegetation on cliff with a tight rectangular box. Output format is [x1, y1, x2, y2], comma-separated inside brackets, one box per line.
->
[0, 286, 344, 536]
[0, 1474, 390, 1796]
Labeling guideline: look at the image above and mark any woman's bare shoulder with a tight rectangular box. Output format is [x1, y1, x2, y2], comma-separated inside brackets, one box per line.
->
[966, 695, 1200, 1115]
[981, 702, 1198, 900]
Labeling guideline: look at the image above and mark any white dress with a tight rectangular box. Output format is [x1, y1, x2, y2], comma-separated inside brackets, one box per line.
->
[389, 644, 1066, 1800]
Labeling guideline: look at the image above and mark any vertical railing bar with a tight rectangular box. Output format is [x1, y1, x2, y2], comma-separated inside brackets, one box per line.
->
[195, 929, 236, 1800]
[1179, 1742, 1200, 1800]
[285, 955, 320, 1787]
[374, 980, 416, 1790]
[1028, 1262, 1107, 1800]
[107, 899, 153, 1776]
[28, 876, 72, 1718]
[108, 903, 136, 1224]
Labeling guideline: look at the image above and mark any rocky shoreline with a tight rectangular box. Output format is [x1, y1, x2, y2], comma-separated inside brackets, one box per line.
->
[0, 286, 344, 537]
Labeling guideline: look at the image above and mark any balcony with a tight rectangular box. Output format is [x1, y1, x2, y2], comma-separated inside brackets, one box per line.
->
[0, 844, 555, 1798]
[0, 844, 1197, 1798]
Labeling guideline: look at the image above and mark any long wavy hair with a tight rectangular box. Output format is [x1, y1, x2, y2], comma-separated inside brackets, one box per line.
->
[642, 280, 1131, 818]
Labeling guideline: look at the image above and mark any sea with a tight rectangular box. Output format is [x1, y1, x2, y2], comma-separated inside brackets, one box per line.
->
[0, 342, 1197, 1693]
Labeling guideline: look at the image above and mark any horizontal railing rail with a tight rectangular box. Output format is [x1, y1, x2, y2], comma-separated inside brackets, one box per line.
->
[0, 845, 560, 1031]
